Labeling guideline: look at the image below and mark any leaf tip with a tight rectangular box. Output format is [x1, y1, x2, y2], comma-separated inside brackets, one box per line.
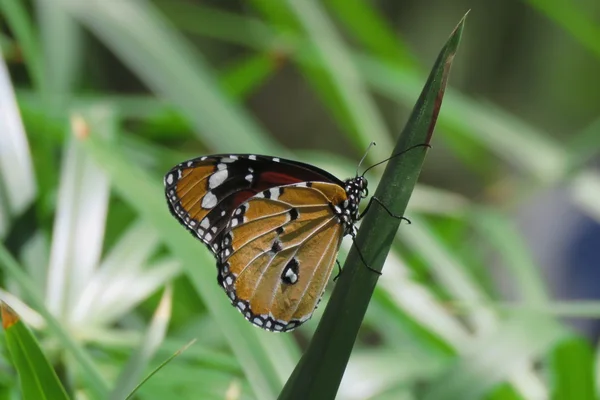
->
[70, 114, 90, 140]
[1, 302, 19, 329]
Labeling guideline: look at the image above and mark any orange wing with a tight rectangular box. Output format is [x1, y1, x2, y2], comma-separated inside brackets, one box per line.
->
[218, 182, 348, 332]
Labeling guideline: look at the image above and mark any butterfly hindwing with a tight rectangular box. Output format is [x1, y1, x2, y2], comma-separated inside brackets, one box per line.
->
[217, 182, 348, 332]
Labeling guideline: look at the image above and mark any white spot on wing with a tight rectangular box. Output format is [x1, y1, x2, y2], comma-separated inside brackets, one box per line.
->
[200, 218, 210, 229]
[209, 169, 228, 189]
[249, 155, 257, 160]
[166, 174, 174, 185]
[205, 232, 213, 241]
[202, 192, 218, 209]
[270, 188, 280, 200]
[245, 174, 253, 182]
[273, 157, 280, 162]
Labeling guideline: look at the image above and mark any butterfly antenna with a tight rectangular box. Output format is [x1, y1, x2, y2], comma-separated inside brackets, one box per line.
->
[356, 141, 377, 177]
[361, 143, 431, 177]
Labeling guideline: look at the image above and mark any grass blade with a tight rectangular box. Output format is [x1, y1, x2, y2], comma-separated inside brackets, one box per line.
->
[46, 109, 113, 318]
[525, 0, 600, 61]
[278, 14, 466, 400]
[125, 339, 197, 400]
[56, 0, 284, 155]
[0, 243, 109, 398]
[325, 0, 416, 66]
[422, 312, 566, 400]
[110, 286, 172, 400]
[0, 50, 37, 231]
[284, 0, 393, 157]
[550, 336, 595, 399]
[0, 0, 44, 89]
[1, 302, 69, 400]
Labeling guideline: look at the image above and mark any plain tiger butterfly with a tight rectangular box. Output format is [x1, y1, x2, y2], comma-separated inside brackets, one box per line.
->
[163, 146, 413, 332]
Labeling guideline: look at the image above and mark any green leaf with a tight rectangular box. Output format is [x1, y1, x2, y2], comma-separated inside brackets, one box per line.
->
[1, 302, 69, 400]
[325, 0, 417, 67]
[0, 0, 44, 89]
[422, 312, 568, 400]
[0, 243, 109, 398]
[550, 336, 595, 399]
[278, 13, 466, 400]
[250, 0, 393, 160]
[111, 286, 173, 400]
[525, 0, 600, 61]
[56, 0, 284, 155]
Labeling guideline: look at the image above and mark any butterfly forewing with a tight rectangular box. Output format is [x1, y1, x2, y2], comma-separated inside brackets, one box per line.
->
[218, 182, 347, 331]
[164, 155, 344, 254]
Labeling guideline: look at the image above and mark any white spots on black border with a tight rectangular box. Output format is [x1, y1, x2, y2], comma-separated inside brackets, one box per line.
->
[269, 188, 281, 200]
[200, 218, 210, 229]
[205, 232, 213, 241]
[249, 155, 257, 160]
[208, 169, 228, 189]
[165, 173, 174, 185]
[202, 192, 218, 209]
[272, 157, 280, 162]
[245, 174, 253, 182]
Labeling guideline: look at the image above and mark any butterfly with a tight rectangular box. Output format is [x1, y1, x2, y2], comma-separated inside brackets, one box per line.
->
[163, 149, 403, 332]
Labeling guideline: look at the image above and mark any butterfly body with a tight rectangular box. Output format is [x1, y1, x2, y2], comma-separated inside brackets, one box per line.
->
[164, 154, 367, 332]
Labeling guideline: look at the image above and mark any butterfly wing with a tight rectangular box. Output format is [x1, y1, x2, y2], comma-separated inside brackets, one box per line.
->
[164, 155, 345, 255]
[218, 181, 349, 332]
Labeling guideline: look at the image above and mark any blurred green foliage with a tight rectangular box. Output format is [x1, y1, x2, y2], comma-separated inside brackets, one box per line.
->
[0, 0, 599, 399]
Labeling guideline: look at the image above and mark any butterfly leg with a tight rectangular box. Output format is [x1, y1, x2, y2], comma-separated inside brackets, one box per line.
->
[358, 196, 411, 224]
[350, 232, 383, 276]
[333, 259, 343, 281]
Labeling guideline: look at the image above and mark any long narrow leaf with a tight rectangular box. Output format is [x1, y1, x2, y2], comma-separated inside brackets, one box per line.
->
[278, 14, 466, 400]
[1, 303, 69, 400]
